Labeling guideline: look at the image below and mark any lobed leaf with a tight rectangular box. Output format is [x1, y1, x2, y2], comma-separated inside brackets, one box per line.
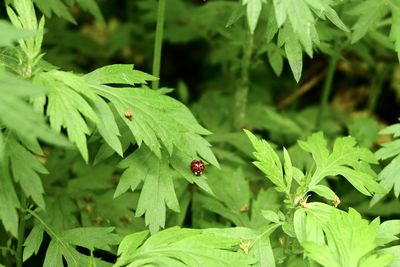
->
[299, 132, 385, 196]
[115, 226, 256, 267]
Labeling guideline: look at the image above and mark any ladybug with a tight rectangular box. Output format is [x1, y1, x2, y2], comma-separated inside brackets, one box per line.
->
[191, 160, 205, 176]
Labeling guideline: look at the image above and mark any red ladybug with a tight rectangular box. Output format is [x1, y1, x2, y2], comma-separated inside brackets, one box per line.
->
[191, 160, 205, 176]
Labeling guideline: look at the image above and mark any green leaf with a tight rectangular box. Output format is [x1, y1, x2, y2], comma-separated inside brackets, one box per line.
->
[309, 184, 337, 202]
[0, 20, 32, 46]
[170, 150, 214, 195]
[349, 117, 379, 148]
[267, 44, 284, 76]
[390, 7, 400, 62]
[8, 137, 47, 208]
[302, 206, 380, 267]
[286, 0, 315, 56]
[115, 146, 180, 233]
[35, 70, 100, 162]
[348, 0, 389, 43]
[245, 130, 286, 191]
[95, 85, 213, 160]
[74, 0, 104, 22]
[226, 3, 245, 28]
[294, 208, 324, 245]
[32, 0, 76, 23]
[378, 246, 400, 267]
[262, 210, 280, 223]
[272, 0, 287, 27]
[305, 0, 349, 32]
[23, 225, 44, 261]
[85, 64, 157, 86]
[204, 226, 277, 266]
[376, 220, 400, 246]
[0, 71, 69, 148]
[359, 254, 394, 267]
[281, 22, 303, 82]
[115, 226, 255, 267]
[243, 0, 263, 34]
[92, 98, 123, 156]
[61, 227, 120, 251]
[30, 210, 120, 267]
[197, 167, 251, 226]
[299, 132, 385, 196]
[0, 165, 20, 237]
[302, 242, 340, 267]
[373, 121, 400, 203]
[117, 230, 149, 258]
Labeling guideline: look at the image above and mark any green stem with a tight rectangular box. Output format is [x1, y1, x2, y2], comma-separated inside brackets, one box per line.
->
[368, 63, 390, 114]
[16, 193, 27, 267]
[315, 53, 339, 128]
[151, 0, 166, 90]
[234, 30, 253, 130]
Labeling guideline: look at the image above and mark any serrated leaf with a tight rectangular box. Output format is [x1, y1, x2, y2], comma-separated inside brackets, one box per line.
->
[199, 167, 251, 226]
[33, 0, 76, 23]
[35, 70, 100, 162]
[170, 150, 214, 195]
[302, 205, 383, 267]
[244, 130, 286, 191]
[302, 242, 340, 267]
[116, 146, 180, 233]
[372, 155, 400, 204]
[8, 137, 47, 208]
[376, 220, 400, 246]
[0, 165, 20, 237]
[85, 64, 158, 86]
[0, 71, 69, 148]
[74, 0, 104, 22]
[286, 0, 315, 56]
[23, 225, 44, 261]
[305, 0, 349, 32]
[204, 226, 277, 267]
[115, 226, 255, 267]
[62, 227, 120, 251]
[30, 210, 120, 267]
[299, 132, 385, 196]
[349, 0, 389, 43]
[95, 85, 213, 160]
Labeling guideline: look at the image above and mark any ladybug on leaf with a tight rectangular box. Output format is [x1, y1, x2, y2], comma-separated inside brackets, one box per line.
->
[191, 160, 205, 176]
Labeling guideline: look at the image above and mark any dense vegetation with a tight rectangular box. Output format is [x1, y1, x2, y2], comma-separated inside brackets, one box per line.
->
[1, 0, 400, 266]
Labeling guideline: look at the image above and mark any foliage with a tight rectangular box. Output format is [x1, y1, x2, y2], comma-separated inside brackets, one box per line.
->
[0, 0, 400, 266]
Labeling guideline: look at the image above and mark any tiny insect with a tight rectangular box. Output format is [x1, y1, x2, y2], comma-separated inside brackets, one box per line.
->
[124, 110, 133, 121]
[191, 160, 205, 176]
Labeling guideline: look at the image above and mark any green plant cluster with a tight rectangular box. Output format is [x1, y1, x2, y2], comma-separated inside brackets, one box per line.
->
[0, 0, 400, 266]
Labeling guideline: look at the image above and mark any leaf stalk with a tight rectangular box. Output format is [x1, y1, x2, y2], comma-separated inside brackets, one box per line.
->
[152, 0, 166, 90]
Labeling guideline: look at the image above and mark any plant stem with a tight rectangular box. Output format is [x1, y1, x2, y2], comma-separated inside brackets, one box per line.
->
[16, 193, 27, 267]
[152, 0, 166, 90]
[315, 53, 339, 128]
[368, 63, 390, 114]
[234, 30, 253, 130]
